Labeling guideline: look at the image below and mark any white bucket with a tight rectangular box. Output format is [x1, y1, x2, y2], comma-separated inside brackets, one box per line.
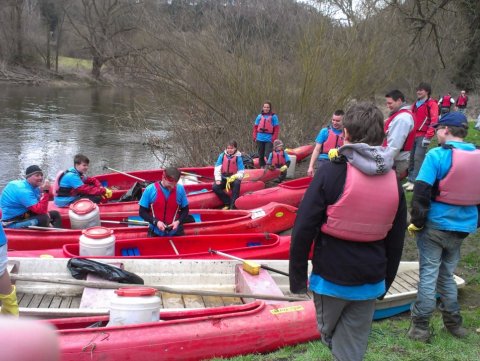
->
[286, 154, 297, 179]
[79, 226, 115, 257]
[107, 287, 161, 326]
[69, 199, 100, 229]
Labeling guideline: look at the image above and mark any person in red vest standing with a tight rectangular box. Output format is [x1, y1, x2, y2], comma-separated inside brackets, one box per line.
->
[403, 82, 439, 192]
[384, 90, 415, 180]
[438, 92, 455, 117]
[252, 102, 280, 168]
[455, 90, 468, 114]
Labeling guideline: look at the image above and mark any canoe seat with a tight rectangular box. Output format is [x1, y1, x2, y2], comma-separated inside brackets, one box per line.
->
[79, 263, 124, 309]
[235, 264, 284, 305]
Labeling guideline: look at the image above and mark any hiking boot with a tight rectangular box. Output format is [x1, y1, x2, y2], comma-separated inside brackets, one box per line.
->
[442, 312, 469, 338]
[407, 317, 431, 342]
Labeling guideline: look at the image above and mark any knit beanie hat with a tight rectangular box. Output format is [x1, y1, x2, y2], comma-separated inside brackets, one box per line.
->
[25, 165, 43, 178]
[273, 139, 284, 148]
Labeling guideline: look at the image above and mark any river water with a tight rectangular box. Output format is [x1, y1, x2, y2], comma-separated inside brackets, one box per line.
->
[0, 85, 167, 191]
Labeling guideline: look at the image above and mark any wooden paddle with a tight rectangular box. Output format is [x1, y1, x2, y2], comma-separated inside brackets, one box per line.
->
[27, 226, 70, 231]
[10, 274, 305, 302]
[180, 171, 215, 181]
[102, 166, 147, 183]
[100, 219, 149, 226]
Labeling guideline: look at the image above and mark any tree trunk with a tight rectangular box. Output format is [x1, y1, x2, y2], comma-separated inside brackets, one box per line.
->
[92, 55, 103, 79]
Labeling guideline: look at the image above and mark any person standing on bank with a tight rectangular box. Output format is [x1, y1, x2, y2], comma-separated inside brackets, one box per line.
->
[54, 154, 112, 207]
[213, 140, 245, 210]
[1, 165, 62, 229]
[404, 82, 439, 192]
[307, 110, 344, 177]
[266, 139, 291, 183]
[384, 90, 415, 180]
[0, 223, 19, 316]
[289, 103, 406, 361]
[438, 92, 455, 117]
[407, 112, 478, 342]
[455, 90, 468, 114]
[253, 102, 280, 168]
[138, 167, 189, 237]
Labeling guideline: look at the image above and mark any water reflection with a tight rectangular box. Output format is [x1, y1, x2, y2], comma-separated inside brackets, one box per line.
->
[0, 85, 166, 190]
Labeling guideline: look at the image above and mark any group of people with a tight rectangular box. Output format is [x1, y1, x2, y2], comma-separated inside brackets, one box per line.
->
[438, 90, 469, 116]
[290, 84, 477, 360]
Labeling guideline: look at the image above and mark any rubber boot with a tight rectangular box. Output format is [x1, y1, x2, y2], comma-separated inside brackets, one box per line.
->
[0, 285, 19, 316]
[407, 316, 431, 342]
[442, 312, 469, 338]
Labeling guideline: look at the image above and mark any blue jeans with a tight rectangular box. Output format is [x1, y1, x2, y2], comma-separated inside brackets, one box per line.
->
[407, 136, 428, 183]
[4, 218, 40, 229]
[411, 227, 467, 318]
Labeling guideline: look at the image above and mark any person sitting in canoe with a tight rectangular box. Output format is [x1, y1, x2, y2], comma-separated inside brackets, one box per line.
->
[138, 167, 189, 236]
[54, 154, 112, 207]
[266, 139, 291, 183]
[289, 102, 406, 361]
[1, 165, 62, 229]
[213, 140, 245, 210]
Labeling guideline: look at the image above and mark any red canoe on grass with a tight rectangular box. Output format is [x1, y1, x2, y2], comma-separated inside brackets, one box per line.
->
[7, 202, 297, 251]
[9, 233, 292, 260]
[48, 180, 266, 218]
[57, 167, 280, 200]
[235, 177, 312, 210]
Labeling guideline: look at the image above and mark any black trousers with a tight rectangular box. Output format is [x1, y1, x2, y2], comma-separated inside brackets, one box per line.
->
[256, 140, 273, 167]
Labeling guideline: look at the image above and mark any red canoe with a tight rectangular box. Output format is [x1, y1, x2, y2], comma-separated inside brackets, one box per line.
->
[48, 180, 266, 219]
[7, 202, 297, 251]
[46, 300, 318, 361]
[235, 177, 312, 209]
[9, 233, 292, 260]
[56, 167, 280, 200]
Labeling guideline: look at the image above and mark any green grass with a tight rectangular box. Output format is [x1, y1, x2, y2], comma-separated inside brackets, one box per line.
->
[58, 56, 91, 71]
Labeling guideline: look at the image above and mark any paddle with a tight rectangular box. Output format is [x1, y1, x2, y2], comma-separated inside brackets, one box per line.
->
[100, 219, 149, 226]
[10, 274, 305, 302]
[180, 171, 215, 181]
[28, 226, 70, 231]
[102, 166, 148, 183]
[209, 249, 290, 277]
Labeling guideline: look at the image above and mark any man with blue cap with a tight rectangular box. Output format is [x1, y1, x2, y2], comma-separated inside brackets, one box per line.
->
[407, 112, 479, 342]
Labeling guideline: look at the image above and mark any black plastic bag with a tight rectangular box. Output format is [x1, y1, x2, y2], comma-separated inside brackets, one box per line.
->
[119, 181, 146, 202]
[67, 258, 144, 284]
[242, 153, 257, 169]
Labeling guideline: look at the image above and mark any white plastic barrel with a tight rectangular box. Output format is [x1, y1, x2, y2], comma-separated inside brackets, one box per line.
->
[69, 199, 100, 229]
[107, 287, 161, 326]
[286, 154, 297, 179]
[79, 226, 116, 257]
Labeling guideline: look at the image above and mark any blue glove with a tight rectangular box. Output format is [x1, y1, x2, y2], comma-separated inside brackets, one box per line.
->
[421, 138, 431, 148]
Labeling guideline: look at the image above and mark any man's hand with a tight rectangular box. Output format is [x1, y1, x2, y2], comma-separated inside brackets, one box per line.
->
[41, 180, 50, 192]
[156, 220, 167, 231]
[307, 166, 314, 177]
[421, 138, 431, 148]
[170, 220, 180, 231]
[407, 223, 423, 237]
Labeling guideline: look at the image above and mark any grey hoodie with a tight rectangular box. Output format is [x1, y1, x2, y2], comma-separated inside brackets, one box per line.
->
[339, 143, 394, 175]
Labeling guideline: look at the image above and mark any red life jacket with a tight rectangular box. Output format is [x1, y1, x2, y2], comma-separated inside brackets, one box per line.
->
[383, 109, 416, 151]
[152, 182, 178, 224]
[221, 154, 238, 176]
[320, 128, 344, 154]
[435, 148, 480, 205]
[411, 98, 436, 133]
[456, 95, 468, 107]
[441, 95, 452, 107]
[272, 150, 287, 167]
[321, 163, 399, 242]
[258, 115, 274, 134]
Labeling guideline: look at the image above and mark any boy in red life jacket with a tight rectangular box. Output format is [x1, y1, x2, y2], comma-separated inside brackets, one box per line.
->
[384, 90, 415, 180]
[405, 82, 439, 191]
[455, 90, 468, 113]
[266, 139, 291, 183]
[438, 92, 455, 117]
[290, 103, 406, 361]
[407, 112, 479, 342]
[252, 101, 280, 168]
[307, 110, 344, 177]
[138, 167, 189, 237]
[213, 140, 245, 210]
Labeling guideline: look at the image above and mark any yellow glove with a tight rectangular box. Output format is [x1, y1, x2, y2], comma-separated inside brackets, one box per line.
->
[104, 188, 113, 199]
[280, 165, 288, 172]
[328, 148, 339, 160]
[225, 175, 239, 192]
[407, 223, 423, 237]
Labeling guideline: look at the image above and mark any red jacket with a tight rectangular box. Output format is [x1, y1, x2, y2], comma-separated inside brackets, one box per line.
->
[411, 98, 439, 138]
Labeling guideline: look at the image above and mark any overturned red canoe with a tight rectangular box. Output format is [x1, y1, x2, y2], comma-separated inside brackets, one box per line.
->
[235, 177, 312, 209]
[7, 202, 296, 251]
[9, 233, 292, 260]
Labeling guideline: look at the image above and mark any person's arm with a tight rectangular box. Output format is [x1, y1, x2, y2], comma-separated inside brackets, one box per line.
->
[252, 115, 260, 141]
[84, 176, 102, 188]
[177, 205, 189, 223]
[75, 183, 105, 196]
[410, 181, 433, 228]
[307, 143, 322, 177]
[425, 101, 439, 138]
[383, 183, 407, 295]
[139, 205, 156, 225]
[214, 154, 223, 182]
[272, 126, 279, 141]
[386, 113, 414, 159]
[27, 192, 49, 215]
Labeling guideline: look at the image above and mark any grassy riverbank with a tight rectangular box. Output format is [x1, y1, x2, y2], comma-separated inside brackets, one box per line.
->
[217, 123, 480, 360]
